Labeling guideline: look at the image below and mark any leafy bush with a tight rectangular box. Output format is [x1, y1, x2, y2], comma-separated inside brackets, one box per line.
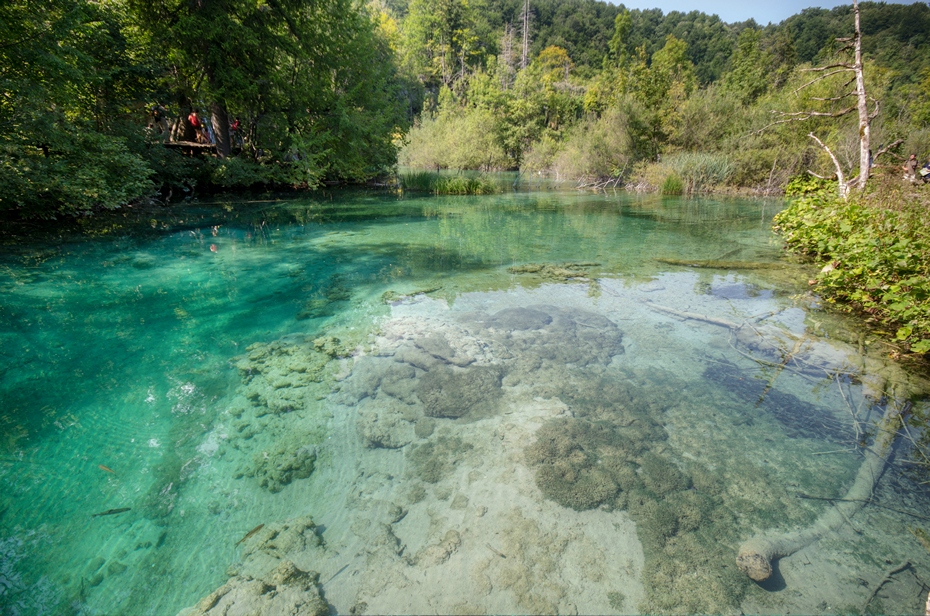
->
[549, 109, 633, 181]
[399, 107, 510, 171]
[774, 182, 930, 353]
[0, 128, 154, 218]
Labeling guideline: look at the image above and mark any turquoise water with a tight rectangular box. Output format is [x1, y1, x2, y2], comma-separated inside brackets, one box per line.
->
[1, 190, 928, 615]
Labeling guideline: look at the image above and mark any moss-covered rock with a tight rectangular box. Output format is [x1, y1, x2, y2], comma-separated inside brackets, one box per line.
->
[240, 442, 317, 493]
[416, 365, 503, 419]
[408, 435, 474, 483]
[639, 452, 691, 496]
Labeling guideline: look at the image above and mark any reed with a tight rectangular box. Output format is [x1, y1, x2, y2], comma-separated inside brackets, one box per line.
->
[399, 171, 500, 195]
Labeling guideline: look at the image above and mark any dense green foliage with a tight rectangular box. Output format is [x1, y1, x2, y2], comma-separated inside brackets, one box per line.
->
[1, 0, 408, 218]
[774, 176, 930, 354]
[6, 0, 930, 218]
[394, 0, 930, 193]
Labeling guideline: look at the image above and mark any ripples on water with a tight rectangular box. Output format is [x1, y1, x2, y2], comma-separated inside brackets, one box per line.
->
[0, 191, 928, 615]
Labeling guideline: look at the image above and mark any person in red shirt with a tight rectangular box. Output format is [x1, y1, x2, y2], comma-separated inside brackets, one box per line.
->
[188, 111, 204, 143]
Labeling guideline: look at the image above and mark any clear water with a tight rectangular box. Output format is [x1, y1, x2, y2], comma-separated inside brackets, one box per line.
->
[1, 190, 928, 615]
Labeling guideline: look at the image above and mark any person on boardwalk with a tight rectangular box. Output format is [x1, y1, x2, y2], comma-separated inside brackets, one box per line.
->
[150, 105, 169, 139]
[188, 110, 205, 144]
[903, 153, 919, 181]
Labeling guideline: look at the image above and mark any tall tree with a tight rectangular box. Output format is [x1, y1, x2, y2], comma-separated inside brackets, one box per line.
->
[723, 28, 767, 105]
[0, 0, 153, 217]
[402, 0, 479, 89]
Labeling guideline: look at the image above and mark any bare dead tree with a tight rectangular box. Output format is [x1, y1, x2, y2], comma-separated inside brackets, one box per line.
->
[500, 24, 517, 90]
[520, 0, 531, 70]
[763, 0, 875, 200]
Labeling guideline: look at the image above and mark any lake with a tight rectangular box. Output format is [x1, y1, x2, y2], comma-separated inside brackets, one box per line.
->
[1, 188, 928, 615]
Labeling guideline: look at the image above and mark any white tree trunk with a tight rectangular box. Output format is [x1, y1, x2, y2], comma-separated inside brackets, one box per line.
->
[854, 0, 871, 191]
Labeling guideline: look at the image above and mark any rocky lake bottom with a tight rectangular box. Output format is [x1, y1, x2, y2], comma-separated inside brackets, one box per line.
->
[1, 193, 929, 615]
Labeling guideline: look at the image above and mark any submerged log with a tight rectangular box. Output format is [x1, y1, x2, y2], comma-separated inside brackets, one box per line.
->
[655, 258, 781, 270]
[646, 302, 740, 329]
[736, 399, 908, 582]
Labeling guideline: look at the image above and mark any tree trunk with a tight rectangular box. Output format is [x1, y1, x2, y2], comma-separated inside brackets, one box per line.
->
[521, 0, 530, 70]
[211, 101, 231, 159]
[853, 0, 871, 191]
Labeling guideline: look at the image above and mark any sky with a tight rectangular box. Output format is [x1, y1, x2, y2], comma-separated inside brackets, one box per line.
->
[612, 0, 925, 26]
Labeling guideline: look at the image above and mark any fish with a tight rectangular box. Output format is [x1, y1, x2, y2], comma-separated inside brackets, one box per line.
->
[235, 523, 264, 546]
[91, 507, 130, 518]
[98, 464, 115, 474]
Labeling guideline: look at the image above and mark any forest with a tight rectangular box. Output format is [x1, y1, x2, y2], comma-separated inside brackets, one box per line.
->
[3, 0, 930, 219]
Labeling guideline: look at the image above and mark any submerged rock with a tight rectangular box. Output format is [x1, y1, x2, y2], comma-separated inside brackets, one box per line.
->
[179, 517, 327, 616]
[487, 307, 552, 331]
[239, 442, 317, 493]
[417, 365, 504, 419]
[356, 397, 417, 449]
[178, 560, 327, 616]
[234, 337, 336, 414]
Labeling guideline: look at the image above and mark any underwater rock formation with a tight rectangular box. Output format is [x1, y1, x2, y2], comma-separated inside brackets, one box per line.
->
[234, 336, 343, 415]
[408, 435, 474, 483]
[243, 443, 316, 493]
[521, 367, 757, 613]
[356, 397, 417, 449]
[179, 560, 327, 616]
[484, 305, 624, 368]
[223, 334, 343, 491]
[417, 365, 504, 418]
[178, 517, 327, 616]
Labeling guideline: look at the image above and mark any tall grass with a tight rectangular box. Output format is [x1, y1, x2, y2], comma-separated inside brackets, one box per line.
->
[661, 173, 684, 195]
[433, 175, 498, 195]
[635, 152, 734, 194]
[665, 152, 733, 193]
[399, 171, 499, 195]
[399, 170, 437, 192]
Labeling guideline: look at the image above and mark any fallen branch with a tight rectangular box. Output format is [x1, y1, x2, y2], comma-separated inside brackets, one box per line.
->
[797, 493, 930, 521]
[863, 561, 911, 611]
[645, 302, 740, 329]
[655, 258, 780, 270]
[736, 400, 908, 582]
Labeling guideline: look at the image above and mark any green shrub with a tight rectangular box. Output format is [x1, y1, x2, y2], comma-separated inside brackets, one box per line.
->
[0, 128, 154, 218]
[399, 107, 511, 171]
[774, 182, 930, 354]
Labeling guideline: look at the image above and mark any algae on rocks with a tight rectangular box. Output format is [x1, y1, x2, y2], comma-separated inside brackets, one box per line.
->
[179, 517, 328, 616]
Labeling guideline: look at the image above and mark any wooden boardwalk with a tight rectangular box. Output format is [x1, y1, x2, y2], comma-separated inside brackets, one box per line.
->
[164, 140, 217, 155]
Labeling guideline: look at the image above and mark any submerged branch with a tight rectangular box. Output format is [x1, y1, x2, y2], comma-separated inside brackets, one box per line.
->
[736, 400, 908, 582]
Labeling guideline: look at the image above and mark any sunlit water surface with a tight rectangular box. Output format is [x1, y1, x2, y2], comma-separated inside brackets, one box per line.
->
[1, 190, 928, 615]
